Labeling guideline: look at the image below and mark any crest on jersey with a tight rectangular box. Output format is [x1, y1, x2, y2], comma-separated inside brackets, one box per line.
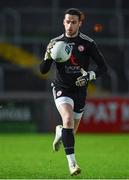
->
[78, 45, 85, 52]
[57, 91, 62, 97]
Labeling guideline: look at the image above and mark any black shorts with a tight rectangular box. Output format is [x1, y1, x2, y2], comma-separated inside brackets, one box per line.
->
[52, 83, 87, 113]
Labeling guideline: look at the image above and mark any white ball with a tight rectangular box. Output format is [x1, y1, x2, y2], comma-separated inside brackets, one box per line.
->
[51, 41, 72, 63]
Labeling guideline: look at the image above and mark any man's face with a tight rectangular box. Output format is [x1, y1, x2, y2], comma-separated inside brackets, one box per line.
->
[63, 14, 82, 37]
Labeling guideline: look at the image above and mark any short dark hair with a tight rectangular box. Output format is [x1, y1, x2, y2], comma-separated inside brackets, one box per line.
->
[64, 8, 85, 21]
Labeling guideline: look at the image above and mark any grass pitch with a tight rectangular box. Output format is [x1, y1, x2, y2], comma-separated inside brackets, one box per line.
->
[0, 133, 129, 179]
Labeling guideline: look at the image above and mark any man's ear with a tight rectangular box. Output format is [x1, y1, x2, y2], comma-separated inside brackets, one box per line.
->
[63, 19, 65, 26]
[79, 21, 82, 27]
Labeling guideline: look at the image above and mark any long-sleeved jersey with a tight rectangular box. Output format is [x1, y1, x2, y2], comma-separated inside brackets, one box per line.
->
[40, 32, 107, 89]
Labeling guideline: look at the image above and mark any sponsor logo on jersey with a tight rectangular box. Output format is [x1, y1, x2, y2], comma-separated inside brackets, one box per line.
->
[65, 65, 80, 74]
[57, 91, 62, 97]
[78, 45, 85, 52]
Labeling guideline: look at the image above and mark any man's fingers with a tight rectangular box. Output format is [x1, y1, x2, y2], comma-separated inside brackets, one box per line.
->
[47, 41, 56, 51]
[75, 79, 86, 86]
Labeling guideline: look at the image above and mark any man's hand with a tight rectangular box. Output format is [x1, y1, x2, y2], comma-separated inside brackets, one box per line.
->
[75, 68, 96, 87]
[44, 41, 56, 60]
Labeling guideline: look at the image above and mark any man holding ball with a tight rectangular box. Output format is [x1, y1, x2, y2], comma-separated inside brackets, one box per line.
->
[40, 8, 107, 176]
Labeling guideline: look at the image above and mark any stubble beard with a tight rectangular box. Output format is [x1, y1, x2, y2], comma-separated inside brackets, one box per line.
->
[65, 30, 79, 38]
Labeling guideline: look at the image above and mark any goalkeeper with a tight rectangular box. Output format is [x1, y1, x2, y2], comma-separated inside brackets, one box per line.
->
[40, 8, 107, 176]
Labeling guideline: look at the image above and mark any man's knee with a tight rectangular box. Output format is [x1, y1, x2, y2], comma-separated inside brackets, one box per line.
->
[63, 115, 74, 128]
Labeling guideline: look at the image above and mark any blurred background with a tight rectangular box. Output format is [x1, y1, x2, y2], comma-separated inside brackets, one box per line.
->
[0, 0, 129, 133]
